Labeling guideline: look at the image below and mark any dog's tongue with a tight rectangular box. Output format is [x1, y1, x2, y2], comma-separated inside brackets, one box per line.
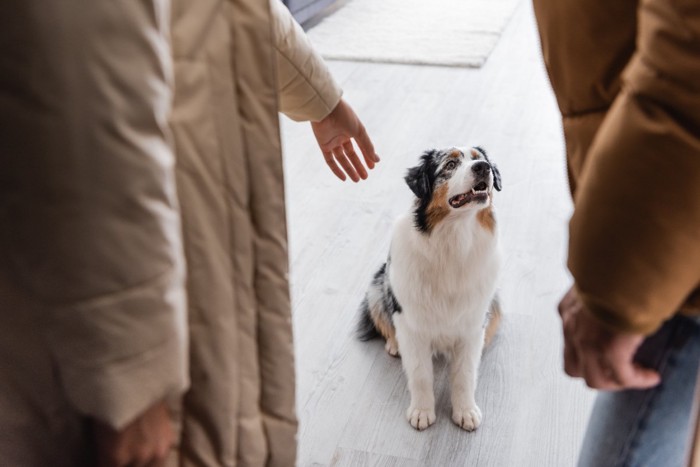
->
[450, 189, 488, 208]
[450, 192, 473, 207]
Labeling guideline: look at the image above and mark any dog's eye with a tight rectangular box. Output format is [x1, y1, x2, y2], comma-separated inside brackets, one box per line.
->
[444, 161, 457, 171]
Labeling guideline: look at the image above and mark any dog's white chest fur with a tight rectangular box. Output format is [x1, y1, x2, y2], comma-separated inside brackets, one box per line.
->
[389, 213, 500, 352]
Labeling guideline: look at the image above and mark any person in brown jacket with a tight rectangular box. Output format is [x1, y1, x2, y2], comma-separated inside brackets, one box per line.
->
[533, 0, 700, 465]
[0, 0, 376, 466]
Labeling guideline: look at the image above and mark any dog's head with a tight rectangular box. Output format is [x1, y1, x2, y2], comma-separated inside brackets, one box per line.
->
[404, 146, 502, 233]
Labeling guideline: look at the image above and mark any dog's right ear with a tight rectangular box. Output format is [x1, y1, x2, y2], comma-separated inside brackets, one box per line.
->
[405, 165, 430, 200]
[404, 151, 433, 199]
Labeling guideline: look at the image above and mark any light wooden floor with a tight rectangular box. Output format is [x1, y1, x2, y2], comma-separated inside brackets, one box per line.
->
[281, 2, 595, 466]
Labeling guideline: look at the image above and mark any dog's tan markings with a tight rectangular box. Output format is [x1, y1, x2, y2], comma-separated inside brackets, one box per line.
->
[477, 206, 496, 233]
[426, 184, 450, 231]
[370, 306, 399, 357]
[450, 150, 462, 158]
[483, 295, 502, 348]
[470, 148, 481, 160]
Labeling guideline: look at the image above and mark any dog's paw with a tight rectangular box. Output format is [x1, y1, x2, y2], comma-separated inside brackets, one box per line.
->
[452, 405, 482, 431]
[406, 406, 436, 431]
[385, 339, 400, 358]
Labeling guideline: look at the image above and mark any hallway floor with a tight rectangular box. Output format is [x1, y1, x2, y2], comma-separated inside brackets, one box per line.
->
[281, 2, 595, 465]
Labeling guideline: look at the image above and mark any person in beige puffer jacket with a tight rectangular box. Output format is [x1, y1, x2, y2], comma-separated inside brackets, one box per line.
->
[0, 0, 377, 466]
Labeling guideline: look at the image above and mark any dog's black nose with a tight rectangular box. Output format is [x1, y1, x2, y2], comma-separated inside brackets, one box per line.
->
[472, 161, 490, 176]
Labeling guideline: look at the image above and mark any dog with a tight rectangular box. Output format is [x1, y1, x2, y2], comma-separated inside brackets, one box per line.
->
[358, 146, 502, 432]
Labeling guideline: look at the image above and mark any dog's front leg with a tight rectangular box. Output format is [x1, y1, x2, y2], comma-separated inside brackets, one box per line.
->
[395, 320, 435, 431]
[449, 331, 485, 431]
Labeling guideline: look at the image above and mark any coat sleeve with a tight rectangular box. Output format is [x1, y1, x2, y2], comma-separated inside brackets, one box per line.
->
[270, 0, 343, 122]
[568, 0, 700, 335]
[0, 0, 188, 429]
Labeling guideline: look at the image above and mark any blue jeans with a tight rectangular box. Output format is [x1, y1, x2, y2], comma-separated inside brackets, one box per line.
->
[578, 315, 700, 467]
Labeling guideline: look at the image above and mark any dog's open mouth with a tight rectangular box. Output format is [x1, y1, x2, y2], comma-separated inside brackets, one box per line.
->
[449, 181, 489, 208]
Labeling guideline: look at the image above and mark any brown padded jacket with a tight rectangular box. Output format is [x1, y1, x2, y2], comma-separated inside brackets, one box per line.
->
[534, 0, 700, 335]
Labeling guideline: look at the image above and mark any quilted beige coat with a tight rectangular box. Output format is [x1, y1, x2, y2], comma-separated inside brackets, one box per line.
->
[170, 0, 340, 465]
[0, 0, 340, 465]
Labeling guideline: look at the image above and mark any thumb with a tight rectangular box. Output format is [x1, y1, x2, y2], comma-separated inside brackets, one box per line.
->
[626, 363, 661, 389]
[611, 350, 661, 389]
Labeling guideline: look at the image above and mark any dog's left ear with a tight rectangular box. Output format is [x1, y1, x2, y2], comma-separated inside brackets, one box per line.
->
[491, 163, 502, 191]
[474, 146, 502, 192]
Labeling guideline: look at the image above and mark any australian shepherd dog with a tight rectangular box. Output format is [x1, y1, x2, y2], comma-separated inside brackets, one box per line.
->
[358, 146, 502, 431]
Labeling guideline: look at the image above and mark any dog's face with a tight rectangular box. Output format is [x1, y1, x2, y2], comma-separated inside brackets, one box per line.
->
[405, 146, 502, 233]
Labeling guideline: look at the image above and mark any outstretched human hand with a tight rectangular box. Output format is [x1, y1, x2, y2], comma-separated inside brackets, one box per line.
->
[311, 98, 380, 182]
[558, 286, 661, 390]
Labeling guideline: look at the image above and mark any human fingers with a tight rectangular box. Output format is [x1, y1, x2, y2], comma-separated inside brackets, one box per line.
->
[565, 313, 625, 389]
[96, 437, 152, 467]
[577, 353, 626, 390]
[333, 146, 360, 182]
[558, 287, 579, 318]
[563, 339, 581, 378]
[105, 429, 168, 467]
[323, 151, 347, 181]
[139, 411, 174, 467]
[592, 332, 661, 390]
[608, 354, 661, 390]
[561, 312, 582, 377]
[343, 141, 369, 179]
[143, 430, 174, 467]
[130, 450, 167, 467]
[578, 350, 659, 390]
[624, 363, 661, 389]
[145, 454, 169, 467]
[96, 401, 174, 467]
[355, 123, 380, 165]
[347, 138, 374, 171]
[131, 453, 153, 467]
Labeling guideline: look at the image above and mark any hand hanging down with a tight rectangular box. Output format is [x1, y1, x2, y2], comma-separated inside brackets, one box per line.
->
[94, 400, 175, 467]
[311, 98, 380, 182]
[558, 287, 661, 391]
